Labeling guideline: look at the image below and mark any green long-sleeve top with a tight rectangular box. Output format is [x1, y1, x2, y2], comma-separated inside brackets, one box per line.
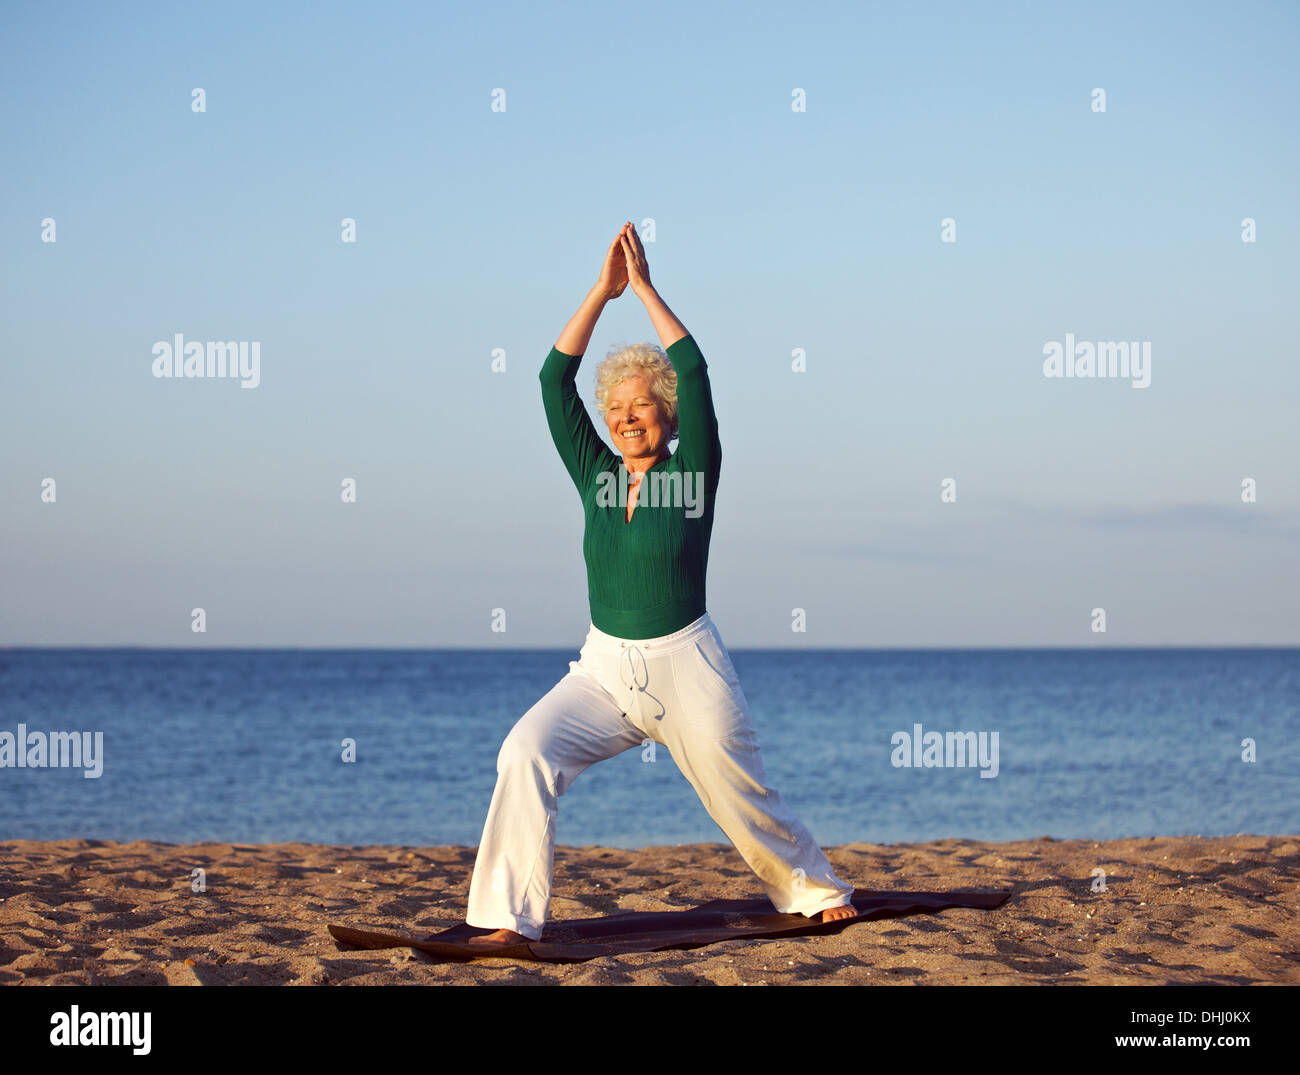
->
[539, 333, 722, 639]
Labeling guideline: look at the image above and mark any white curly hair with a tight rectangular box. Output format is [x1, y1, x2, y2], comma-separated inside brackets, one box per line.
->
[594, 342, 679, 441]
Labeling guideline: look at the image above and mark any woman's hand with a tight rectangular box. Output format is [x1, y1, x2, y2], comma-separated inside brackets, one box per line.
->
[595, 228, 630, 301]
[619, 222, 653, 298]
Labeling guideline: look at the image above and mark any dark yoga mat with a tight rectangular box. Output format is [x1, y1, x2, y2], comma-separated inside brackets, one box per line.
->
[328, 887, 1013, 963]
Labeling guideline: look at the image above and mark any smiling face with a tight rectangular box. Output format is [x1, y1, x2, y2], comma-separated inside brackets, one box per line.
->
[604, 375, 670, 464]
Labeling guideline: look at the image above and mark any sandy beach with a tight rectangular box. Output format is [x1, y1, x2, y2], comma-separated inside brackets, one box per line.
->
[1, 834, 1295, 986]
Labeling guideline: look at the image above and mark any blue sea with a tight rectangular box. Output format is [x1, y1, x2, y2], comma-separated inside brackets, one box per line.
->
[1, 649, 1296, 847]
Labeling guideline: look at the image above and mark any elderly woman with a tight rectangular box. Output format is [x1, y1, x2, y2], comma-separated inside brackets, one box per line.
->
[465, 223, 857, 945]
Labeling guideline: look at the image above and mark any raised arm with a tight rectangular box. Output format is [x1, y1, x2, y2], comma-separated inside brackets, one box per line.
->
[618, 225, 722, 486]
[540, 233, 629, 493]
[663, 331, 721, 487]
[539, 329, 616, 495]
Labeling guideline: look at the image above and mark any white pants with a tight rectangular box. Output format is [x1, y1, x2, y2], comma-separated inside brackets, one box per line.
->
[466, 612, 855, 939]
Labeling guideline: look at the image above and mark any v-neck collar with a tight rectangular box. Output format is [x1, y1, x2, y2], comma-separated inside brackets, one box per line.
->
[619, 452, 671, 524]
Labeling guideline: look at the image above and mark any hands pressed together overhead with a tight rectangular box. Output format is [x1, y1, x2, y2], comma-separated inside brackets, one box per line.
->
[557, 220, 681, 357]
[597, 222, 652, 301]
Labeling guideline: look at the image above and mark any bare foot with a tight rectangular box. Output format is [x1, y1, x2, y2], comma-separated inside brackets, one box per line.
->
[467, 928, 528, 946]
[821, 903, 858, 923]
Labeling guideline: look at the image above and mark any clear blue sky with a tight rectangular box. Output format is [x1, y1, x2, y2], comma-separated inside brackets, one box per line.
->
[2, 0, 1297, 646]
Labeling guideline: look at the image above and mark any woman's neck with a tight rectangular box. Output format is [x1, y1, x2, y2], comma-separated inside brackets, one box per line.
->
[624, 449, 670, 475]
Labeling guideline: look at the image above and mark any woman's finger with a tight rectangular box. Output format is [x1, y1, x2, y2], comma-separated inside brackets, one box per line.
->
[619, 234, 639, 272]
[602, 232, 629, 281]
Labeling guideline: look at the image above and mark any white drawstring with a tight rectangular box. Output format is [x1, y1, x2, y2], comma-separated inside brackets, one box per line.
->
[619, 642, 657, 722]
